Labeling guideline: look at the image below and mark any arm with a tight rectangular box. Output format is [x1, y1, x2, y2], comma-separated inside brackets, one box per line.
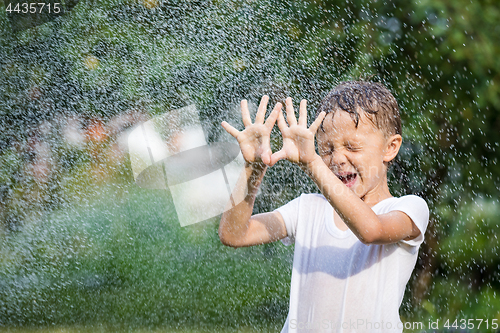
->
[219, 96, 287, 248]
[305, 156, 420, 244]
[218, 161, 287, 247]
[271, 98, 420, 245]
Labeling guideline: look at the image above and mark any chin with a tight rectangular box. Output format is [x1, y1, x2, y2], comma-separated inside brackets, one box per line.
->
[351, 187, 365, 199]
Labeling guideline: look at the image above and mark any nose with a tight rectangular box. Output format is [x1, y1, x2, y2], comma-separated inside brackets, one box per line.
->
[330, 149, 348, 169]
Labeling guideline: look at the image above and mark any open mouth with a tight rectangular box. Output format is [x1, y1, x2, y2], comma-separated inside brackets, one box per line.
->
[337, 173, 357, 187]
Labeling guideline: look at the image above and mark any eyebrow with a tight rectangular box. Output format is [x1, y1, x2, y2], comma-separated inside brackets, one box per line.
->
[345, 140, 361, 146]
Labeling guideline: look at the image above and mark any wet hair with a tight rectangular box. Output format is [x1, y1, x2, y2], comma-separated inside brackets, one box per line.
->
[316, 81, 402, 137]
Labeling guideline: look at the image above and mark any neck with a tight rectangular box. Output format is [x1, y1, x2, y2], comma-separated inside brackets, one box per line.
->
[361, 176, 393, 207]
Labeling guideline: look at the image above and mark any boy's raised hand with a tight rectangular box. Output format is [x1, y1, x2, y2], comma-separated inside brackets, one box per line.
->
[221, 95, 282, 166]
[270, 97, 326, 167]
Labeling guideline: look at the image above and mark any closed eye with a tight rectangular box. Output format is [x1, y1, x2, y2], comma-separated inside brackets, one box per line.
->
[319, 147, 333, 156]
[346, 144, 360, 152]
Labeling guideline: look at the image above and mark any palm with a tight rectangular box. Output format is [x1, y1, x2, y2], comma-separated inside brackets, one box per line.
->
[238, 125, 272, 163]
[270, 98, 326, 167]
[221, 96, 282, 166]
[280, 127, 314, 163]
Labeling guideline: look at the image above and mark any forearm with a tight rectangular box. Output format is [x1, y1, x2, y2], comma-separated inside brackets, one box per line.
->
[218, 162, 267, 244]
[303, 156, 383, 243]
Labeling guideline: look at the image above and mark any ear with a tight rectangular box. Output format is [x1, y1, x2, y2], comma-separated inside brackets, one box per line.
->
[383, 134, 402, 163]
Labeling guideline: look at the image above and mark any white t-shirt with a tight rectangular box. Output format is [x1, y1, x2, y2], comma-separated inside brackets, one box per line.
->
[275, 194, 429, 333]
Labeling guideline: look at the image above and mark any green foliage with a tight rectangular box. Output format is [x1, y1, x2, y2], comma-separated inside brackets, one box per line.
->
[1, 0, 500, 330]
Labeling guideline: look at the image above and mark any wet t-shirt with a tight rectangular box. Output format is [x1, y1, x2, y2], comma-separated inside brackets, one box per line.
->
[275, 194, 429, 333]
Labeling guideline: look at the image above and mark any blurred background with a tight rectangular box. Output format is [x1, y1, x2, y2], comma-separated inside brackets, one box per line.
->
[1, 0, 499, 332]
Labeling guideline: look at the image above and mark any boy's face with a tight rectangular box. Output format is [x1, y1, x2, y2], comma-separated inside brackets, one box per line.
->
[316, 110, 400, 202]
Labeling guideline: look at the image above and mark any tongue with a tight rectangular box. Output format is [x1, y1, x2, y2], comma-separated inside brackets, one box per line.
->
[341, 174, 355, 184]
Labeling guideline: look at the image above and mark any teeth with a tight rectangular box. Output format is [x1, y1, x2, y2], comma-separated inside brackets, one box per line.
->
[338, 173, 355, 182]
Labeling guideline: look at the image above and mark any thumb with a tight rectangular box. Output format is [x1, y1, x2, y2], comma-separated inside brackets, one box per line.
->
[261, 148, 272, 166]
[269, 149, 287, 166]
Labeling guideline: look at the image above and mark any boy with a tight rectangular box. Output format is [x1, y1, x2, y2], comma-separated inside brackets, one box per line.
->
[219, 81, 429, 332]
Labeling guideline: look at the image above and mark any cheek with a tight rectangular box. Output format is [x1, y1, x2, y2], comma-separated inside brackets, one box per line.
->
[353, 156, 377, 177]
[321, 155, 331, 166]
[361, 156, 385, 179]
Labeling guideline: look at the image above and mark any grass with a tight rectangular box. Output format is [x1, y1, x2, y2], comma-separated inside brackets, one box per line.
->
[0, 327, 263, 332]
[0, 182, 293, 331]
[0, 328, 262, 333]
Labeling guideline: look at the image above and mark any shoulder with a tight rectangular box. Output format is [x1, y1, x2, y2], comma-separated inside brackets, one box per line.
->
[391, 195, 429, 211]
[379, 195, 430, 247]
[375, 194, 427, 209]
[299, 193, 328, 203]
[375, 195, 429, 226]
[394, 194, 427, 203]
[279, 193, 327, 207]
[381, 195, 429, 220]
[274, 193, 328, 221]
[275, 193, 327, 245]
